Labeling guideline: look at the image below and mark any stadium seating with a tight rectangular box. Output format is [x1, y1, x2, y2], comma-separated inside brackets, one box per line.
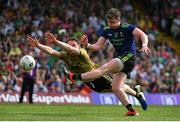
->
[0, 0, 179, 94]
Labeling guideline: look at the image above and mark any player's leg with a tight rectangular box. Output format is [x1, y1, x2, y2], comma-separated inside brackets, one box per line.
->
[62, 66, 75, 84]
[111, 72, 138, 116]
[123, 84, 136, 96]
[87, 77, 147, 110]
[120, 54, 148, 111]
[123, 83, 147, 110]
[29, 79, 35, 103]
[134, 85, 148, 110]
[72, 58, 124, 81]
[19, 80, 27, 103]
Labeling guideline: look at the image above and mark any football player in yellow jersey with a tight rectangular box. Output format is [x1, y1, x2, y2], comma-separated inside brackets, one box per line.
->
[27, 32, 144, 116]
[27, 33, 112, 92]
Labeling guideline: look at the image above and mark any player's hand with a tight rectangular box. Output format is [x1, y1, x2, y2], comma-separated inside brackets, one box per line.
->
[80, 35, 88, 48]
[27, 36, 39, 47]
[139, 46, 151, 55]
[44, 32, 57, 44]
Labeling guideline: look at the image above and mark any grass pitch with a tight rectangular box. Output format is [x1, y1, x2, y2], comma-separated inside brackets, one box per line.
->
[0, 103, 180, 121]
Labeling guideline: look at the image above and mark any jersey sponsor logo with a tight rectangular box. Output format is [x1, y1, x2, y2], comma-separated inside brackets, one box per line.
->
[114, 33, 118, 38]
[119, 32, 124, 37]
[0, 92, 92, 104]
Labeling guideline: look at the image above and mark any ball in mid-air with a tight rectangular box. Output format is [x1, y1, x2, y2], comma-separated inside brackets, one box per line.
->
[20, 55, 35, 71]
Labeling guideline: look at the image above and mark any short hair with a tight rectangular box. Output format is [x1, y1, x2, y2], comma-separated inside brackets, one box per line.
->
[106, 8, 121, 20]
[66, 37, 79, 44]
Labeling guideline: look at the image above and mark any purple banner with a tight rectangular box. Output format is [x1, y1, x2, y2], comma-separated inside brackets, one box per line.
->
[146, 94, 180, 105]
[1, 92, 180, 105]
[0, 92, 92, 104]
[91, 92, 140, 105]
[91, 92, 180, 106]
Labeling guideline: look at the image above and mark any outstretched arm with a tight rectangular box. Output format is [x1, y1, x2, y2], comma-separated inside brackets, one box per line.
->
[81, 35, 107, 51]
[132, 28, 151, 55]
[27, 36, 61, 58]
[45, 32, 80, 55]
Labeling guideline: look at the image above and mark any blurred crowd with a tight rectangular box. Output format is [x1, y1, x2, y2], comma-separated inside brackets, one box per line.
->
[0, 0, 180, 94]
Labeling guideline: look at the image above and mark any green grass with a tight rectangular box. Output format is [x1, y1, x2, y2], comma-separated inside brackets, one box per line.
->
[0, 104, 180, 121]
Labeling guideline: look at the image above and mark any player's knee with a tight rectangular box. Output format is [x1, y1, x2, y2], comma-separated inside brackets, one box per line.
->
[115, 58, 124, 71]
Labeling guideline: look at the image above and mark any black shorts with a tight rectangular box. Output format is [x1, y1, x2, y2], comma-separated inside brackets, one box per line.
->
[85, 76, 112, 92]
[117, 53, 136, 78]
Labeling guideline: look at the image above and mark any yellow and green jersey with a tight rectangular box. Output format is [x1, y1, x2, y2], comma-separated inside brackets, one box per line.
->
[60, 48, 112, 90]
[60, 48, 98, 74]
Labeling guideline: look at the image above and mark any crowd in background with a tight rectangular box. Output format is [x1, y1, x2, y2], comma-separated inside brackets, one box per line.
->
[0, 0, 180, 94]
